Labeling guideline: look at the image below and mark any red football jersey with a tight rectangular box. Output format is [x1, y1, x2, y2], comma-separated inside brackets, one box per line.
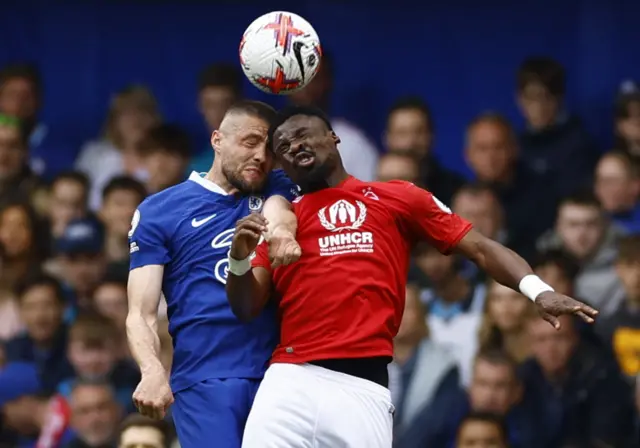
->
[252, 177, 472, 364]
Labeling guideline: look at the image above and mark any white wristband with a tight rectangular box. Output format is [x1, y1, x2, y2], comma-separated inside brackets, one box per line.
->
[227, 252, 251, 276]
[518, 275, 554, 301]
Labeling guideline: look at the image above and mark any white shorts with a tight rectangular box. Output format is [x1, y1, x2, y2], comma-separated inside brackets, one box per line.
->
[242, 363, 394, 448]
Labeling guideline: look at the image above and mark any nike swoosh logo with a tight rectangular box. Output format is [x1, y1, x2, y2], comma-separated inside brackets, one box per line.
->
[191, 214, 217, 228]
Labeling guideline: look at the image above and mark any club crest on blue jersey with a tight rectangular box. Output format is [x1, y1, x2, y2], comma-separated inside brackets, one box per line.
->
[249, 196, 264, 211]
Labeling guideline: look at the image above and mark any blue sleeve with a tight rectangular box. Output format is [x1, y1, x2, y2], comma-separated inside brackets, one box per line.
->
[128, 200, 172, 270]
[266, 169, 299, 202]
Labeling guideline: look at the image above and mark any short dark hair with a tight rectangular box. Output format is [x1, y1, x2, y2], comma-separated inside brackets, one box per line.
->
[268, 105, 332, 146]
[457, 412, 508, 443]
[387, 96, 433, 133]
[198, 63, 242, 96]
[118, 414, 171, 447]
[474, 349, 518, 373]
[15, 271, 65, 304]
[617, 235, 640, 264]
[531, 249, 580, 282]
[69, 311, 118, 347]
[559, 189, 602, 211]
[51, 170, 90, 192]
[98, 268, 128, 289]
[138, 123, 191, 159]
[454, 182, 499, 200]
[102, 176, 147, 202]
[466, 112, 516, 143]
[0, 63, 42, 99]
[70, 378, 115, 396]
[517, 56, 566, 97]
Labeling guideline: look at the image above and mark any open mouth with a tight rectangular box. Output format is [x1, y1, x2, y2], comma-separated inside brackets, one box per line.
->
[294, 152, 315, 167]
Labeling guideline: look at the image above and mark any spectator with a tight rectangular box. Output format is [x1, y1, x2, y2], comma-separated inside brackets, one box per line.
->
[376, 152, 421, 184]
[76, 85, 161, 211]
[478, 279, 536, 363]
[0, 200, 49, 334]
[65, 380, 122, 448]
[596, 234, 640, 381]
[594, 151, 640, 233]
[138, 123, 191, 194]
[192, 63, 243, 173]
[385, 96, 464, 204]
[451, 184, 505, 244]
[0, 114, 46, 211]
[0, 63, 75, 179]
[537, 191, 626, 316]
[54, 217, 107, 311]
[58, 312, 139, 414]
[448, 350, 553, 448]
[93, 274, 128, 333]
[464, 112, 551, 258]
[520, 315, 636, 447]
[5, 272, 73, 395]
[413, 242, 485, 385]
[613, 80, 640, 160]
[290, 51, 379, 181]
[455, 412, 508, 448]
[116, 414, 171, 448]
[99, 176, 146, 267]
[2, 394, 53, 445]
[390, 284, 462, 448]
[48, 171, 91, 239]
[516, 56, 599, 199]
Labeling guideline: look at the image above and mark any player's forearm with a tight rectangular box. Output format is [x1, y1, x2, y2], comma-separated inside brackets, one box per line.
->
[456, 231, 532, 291]
[226, 270, 270, 322]
[263, 195, 297, 238]
[126, 312, 164, 375]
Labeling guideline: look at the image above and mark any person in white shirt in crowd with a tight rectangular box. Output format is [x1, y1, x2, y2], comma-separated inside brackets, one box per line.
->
[75, 85, 161, 210]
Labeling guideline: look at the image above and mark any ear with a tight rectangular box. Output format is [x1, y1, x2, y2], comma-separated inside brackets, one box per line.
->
[331, 131, 341, 145]
[211, 130, 222, 155]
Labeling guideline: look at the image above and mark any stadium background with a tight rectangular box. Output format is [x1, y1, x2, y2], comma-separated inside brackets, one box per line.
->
[1, 0, 640, 447]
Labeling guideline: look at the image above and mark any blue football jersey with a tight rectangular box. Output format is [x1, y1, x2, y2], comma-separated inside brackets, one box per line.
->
[129, 170, 298, 393]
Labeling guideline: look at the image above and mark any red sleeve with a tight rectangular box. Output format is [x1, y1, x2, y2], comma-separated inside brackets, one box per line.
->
[389, 181, 473, 254]
[250, 240, 272, 272]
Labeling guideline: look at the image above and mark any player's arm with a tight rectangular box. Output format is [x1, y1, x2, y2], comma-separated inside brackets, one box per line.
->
[126, 265, 165, 375]
[396, 182, 598, 327]
[225, 214, 273, 322]
[263, 195, 301, 267]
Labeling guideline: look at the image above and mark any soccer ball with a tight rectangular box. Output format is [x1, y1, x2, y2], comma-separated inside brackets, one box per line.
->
[239, 11, 322, 95]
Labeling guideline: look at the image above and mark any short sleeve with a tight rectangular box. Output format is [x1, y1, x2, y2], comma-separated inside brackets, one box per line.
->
[266, 169, 299, 202]
[251, 240, 272, 273]
[391, 181, 472, 254]
[128, 202, 171, 269]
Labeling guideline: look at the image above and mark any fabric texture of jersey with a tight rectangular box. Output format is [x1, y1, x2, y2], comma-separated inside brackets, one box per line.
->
[252, 177, 472, 364]
[129, 170, 298, 393]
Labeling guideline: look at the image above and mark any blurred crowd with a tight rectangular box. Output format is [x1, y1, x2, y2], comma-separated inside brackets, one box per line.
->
[0, 49, 640, 448]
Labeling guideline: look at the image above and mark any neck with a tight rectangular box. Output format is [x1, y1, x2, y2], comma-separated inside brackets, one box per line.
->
[206, 162, 239, 195]
[434, 275, 470, 303]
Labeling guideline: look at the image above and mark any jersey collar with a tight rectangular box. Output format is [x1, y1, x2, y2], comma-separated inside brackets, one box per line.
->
[188, 171, 229, 195]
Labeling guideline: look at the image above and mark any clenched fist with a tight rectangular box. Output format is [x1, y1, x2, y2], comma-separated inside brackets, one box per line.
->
[230, 213, 268, 260]
[132, 370, 174, 420]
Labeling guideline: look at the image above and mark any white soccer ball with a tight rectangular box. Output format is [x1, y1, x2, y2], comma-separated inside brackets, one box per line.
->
[239, 11, 322, 95]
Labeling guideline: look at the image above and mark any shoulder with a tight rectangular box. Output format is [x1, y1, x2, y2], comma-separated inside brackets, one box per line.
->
[135, 182, 195, 228]
[266, 169, 296, 189]
[265, 169, 299, 199]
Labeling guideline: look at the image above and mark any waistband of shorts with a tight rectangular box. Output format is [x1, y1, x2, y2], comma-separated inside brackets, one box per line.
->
[268, 362, 391, 400]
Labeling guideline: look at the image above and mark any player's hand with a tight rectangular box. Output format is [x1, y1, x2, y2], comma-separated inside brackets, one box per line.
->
[535, 291, 598, 329]
[268, 226, 301, 268]
[132, 370, 174, 420]
[231, 213, 268, 260]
